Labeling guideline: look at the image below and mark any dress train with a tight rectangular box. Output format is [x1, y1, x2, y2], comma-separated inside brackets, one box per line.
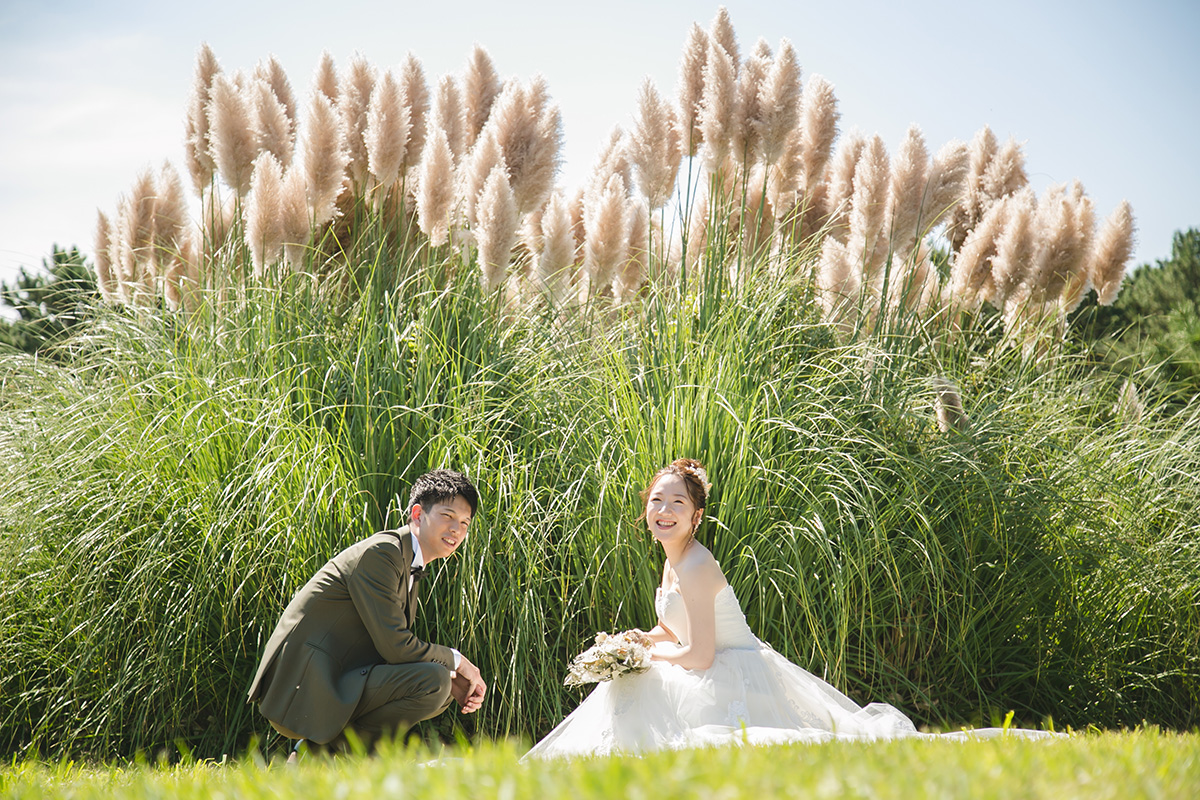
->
[526, 585, 1059, 758]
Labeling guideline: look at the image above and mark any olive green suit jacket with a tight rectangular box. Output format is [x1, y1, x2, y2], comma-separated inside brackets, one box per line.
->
[246, 527, 455, 744]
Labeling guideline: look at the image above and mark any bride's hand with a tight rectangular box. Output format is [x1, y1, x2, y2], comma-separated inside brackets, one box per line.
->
[626, 629, 653, 648]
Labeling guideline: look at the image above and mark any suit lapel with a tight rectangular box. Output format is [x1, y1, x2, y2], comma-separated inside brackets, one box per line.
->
[397, 526, 419, 629]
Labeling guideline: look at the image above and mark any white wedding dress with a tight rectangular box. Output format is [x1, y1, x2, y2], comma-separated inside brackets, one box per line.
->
[526, 583, 1059, 758]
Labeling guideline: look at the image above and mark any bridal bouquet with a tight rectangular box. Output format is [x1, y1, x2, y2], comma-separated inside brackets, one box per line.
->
[563, 631, 652, 686]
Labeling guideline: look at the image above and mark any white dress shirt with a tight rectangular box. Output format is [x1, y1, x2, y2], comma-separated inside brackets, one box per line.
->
[409, 535, 462, 670]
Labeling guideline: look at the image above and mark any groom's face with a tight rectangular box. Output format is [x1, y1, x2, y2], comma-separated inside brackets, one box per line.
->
[412, 495, 473, 562]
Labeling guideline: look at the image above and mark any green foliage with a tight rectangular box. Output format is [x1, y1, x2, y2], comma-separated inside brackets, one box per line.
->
[2, 731, 1198, 800]
[0, 246, 98, 355]
[0, 233, 1198, 761]
[1078, 229, 1200, 341]
[1073, 229, 1200, 396]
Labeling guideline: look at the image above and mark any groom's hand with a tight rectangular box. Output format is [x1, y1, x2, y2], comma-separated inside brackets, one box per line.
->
[450, 655, 487, 714]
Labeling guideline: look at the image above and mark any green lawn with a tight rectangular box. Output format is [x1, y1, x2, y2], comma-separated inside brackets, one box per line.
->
[3, 730, 1196, 799]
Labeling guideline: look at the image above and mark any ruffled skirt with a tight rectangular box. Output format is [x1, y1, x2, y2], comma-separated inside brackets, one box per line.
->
[526, 641, 1058, 758]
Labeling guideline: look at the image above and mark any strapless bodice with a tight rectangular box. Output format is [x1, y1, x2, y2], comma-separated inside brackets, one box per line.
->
[655, 583, 758, 650]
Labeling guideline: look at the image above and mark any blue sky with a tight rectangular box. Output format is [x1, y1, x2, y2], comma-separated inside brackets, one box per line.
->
[1, 0, 1196, 284]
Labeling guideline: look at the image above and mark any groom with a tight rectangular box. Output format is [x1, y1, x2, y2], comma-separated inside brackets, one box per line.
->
[247, 469, 487, 754]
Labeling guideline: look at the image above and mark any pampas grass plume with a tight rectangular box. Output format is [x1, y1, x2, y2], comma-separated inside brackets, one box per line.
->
[1030, 185, 1084, 304]
[154, 162, 189, 265]
[766, 127, 803, 220]
[950, 193, 1009, 310]
[432, 75, 466, 164]
[245, 152, 285, 277]
[887, 248, 940, 315]
[979, 137, 1027, 214]
[460, 128, 503, 227]
[733, 37, 771, 164]
[416, 126, 456, 246]
[184, 43, 221, 196]
[847, 134, 890, 285]
[676, 22, 709, 156]
[116, 169, 158, 304]
[816, 234, 859, 325]
[886, 124, 929, 262]
[303, 91, 349, 228]
[252, 80, 295, 168]
[990, 188, 1037, 308]
[400, 54, 429, 168]
[798, 74, 839, 191]
[94, 210, 117, 302]
[588, 127, 633, 205]
[617, 198, 649, 302]
[314, 50, 339, 103]
[931, 377, 970, 434]
[278, 166, 310, 270]
[755, 38, 800, 167]
[699, 38, 737, 172]
[537, 191, 577, 307]
[584, 172, 631, 297]
[475, 162, 518, 292]
[1090, 200, 1136, 306]
[339, 55, 377, 190]
[980, 137, 1028, 206]
[364, 69, 412, 194]
[207, 72, 257, 196]
[463, 44, 502, 148]
[487, 77, 562, 216]
[254, 54, 297, 125]
[113, 219, 135, 304]
[630, 78, 682, 210]
[823, 132, 866, 241]
[518, 204, 545, 276]
[569, 186, 586, 254]
[1059, 184, 1096, 313]
[125, 169, 157, 260]
[947, 125, 998, 251]
[709, 6, 740, 69]
[162, 237, 194, 312]
[924, 139, 969, 226]
[531, 81, 565, 207]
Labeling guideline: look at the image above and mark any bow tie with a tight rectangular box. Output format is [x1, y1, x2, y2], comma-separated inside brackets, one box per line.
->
[410, 565, 426, 581]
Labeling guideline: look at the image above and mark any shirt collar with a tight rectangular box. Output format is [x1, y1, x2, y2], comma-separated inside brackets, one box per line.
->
[410, 533, 425, 569]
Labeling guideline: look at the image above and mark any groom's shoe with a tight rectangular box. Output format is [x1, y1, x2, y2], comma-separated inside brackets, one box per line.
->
[285, 739, 306, 765]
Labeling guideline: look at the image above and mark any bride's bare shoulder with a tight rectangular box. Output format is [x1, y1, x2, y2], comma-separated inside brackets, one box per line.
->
[675, 545, 727, 592]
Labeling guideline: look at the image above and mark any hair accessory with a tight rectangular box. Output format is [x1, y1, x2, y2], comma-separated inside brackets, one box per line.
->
[683, 464, 711, 499]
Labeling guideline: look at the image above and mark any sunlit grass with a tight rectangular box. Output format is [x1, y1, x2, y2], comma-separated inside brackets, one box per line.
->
[2, 730, 1197, 800]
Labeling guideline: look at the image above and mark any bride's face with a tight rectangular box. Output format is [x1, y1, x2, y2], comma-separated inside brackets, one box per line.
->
[645, 473, 703, 544]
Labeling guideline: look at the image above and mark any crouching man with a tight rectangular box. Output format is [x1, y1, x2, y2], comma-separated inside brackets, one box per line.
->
[247, 469, 487, 755]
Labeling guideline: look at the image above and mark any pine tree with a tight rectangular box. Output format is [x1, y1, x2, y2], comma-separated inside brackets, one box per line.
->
[0, 245, 98, 354]
[1073, 228, 1200, 396]
[1074, 228, 1200, 341]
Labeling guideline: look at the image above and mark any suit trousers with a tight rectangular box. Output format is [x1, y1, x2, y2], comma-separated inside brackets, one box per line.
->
[338, 661, 454, 750]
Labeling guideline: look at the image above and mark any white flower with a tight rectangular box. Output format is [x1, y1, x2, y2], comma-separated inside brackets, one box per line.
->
[564, 630, 653, 687]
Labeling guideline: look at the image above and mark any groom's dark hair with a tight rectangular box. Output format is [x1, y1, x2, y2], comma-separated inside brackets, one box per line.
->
[408, 469, 479, 517]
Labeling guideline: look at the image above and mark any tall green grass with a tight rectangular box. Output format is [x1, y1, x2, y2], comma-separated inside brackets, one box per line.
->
[1, 236, 1198, 759]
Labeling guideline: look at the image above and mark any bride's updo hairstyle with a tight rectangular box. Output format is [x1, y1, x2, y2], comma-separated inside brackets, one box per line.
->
[642, 458, 712, 512]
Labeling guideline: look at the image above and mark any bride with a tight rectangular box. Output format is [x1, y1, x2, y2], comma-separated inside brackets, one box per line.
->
[526, 458, 1059, 758]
